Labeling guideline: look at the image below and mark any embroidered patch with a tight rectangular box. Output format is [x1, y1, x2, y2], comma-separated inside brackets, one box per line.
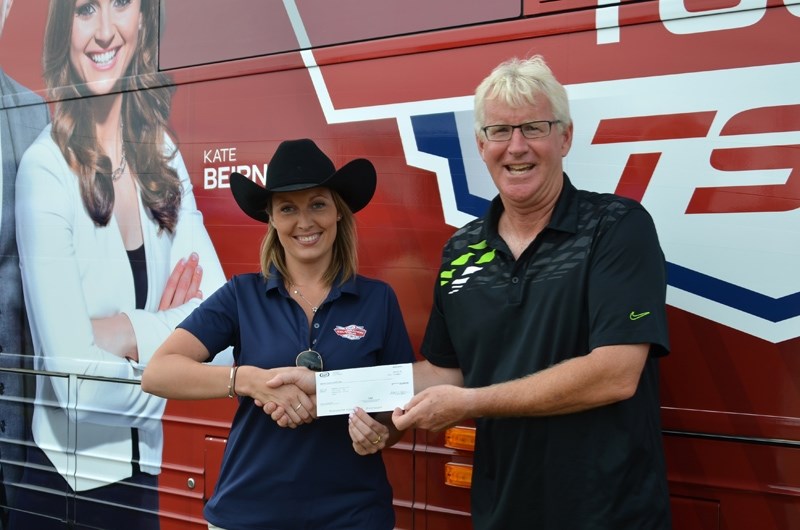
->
[334, 325, 367, 341]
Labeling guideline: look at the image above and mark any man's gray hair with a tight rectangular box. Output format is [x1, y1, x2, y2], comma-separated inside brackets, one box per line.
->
[474, 55, 571, 136]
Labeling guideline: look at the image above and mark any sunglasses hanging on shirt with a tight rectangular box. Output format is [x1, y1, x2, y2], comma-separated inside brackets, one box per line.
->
[296, 349, 323, 372]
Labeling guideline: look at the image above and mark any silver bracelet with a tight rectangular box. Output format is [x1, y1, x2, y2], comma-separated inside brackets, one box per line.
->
[227, 365, 239, 398]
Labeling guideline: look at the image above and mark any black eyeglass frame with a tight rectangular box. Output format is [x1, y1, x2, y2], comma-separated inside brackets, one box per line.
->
[296, 349, 323, 372]
[481, 120, 561, 142]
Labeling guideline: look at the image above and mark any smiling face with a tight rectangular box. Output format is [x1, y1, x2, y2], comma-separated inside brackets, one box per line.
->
[477, 92, 573, 209]
[70, 0, 142, 95]
[269, 187, 340, 269]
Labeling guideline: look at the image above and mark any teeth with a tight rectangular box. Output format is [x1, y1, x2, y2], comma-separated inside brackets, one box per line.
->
[507, 164, 533, 173]
[296, 234, 319, 243]
[91, 50, 116, 65]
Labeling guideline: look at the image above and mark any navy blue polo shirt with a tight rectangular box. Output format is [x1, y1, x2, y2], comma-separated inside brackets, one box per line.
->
[423, 174, 671, 529]
[179, 269, 414, 530]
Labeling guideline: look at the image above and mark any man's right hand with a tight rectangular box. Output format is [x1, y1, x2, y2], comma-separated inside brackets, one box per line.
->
[259, 368, 318, 427]
[159, 253, 203, 310]
[265, 367, 317, 394]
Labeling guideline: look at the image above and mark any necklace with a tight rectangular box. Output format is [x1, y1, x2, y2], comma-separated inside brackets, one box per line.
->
[110, 122, 126, 182]
[290, 284, 328, 314]
[111, 149, 127, 182]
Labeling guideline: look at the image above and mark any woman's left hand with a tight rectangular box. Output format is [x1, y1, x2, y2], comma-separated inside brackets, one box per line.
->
[159, 252, 203, 310]
[348, 407, 390, 455]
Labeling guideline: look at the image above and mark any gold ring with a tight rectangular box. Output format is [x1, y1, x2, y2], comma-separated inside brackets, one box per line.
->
[294, 403, 303, 411]
[371, 435, 381, 445]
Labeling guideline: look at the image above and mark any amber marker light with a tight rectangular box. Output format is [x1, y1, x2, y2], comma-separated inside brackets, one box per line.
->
[444, 426, 476, 451]
[444, 462, 473, 488]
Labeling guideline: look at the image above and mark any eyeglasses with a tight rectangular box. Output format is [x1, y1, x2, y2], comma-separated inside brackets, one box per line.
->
[296, 349, 323, 372]
[482, 120, 561, 142]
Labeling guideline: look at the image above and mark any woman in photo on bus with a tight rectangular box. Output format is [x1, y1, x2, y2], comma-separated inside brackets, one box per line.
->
[11, 0, 227, 528]
[142, 138, 414, 530]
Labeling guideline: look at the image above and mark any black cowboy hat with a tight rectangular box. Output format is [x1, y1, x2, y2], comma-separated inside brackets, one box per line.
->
[230, 138, 376, 223]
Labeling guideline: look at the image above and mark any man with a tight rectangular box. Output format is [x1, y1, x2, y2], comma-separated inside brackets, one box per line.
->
[392, 55, 672, 529]
[0, 1, 50, 528]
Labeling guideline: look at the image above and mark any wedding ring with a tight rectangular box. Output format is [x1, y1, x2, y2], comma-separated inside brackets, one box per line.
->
[371, 435, 381, 445]
[295, 403, 303, 411]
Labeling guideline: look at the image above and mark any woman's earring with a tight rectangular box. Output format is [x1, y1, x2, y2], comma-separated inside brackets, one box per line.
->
[337, 215, 342, 221]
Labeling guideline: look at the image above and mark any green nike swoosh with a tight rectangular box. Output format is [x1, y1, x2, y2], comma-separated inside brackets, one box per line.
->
[629, 311, 651, 321]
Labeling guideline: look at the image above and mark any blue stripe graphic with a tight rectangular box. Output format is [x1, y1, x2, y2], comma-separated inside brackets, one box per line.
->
[668, 263, 799, 323]
[411, 112, 490, 218]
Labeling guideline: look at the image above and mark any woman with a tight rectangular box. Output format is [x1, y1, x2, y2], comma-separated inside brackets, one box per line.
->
[11, 1, 226, 528]
[142, 138, 415, 529]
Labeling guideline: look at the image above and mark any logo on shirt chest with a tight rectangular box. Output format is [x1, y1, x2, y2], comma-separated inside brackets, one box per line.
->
[334, 325, 367, 341]
[440, 240, 496, 294]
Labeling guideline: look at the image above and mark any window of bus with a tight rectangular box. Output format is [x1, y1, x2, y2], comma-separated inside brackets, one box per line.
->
[158, 0, 520, 69]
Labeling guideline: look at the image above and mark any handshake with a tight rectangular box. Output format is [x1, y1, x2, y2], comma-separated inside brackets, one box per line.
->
[237, 362, 466, 456]
[248, 366, 398, 456]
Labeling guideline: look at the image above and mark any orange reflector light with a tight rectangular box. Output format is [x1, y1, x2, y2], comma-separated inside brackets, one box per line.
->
[444, 426, 476, 451]
[445, 462, 473, 488]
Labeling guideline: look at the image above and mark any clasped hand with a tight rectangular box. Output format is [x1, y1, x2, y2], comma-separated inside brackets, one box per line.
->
[257, 368, 391, 453]
[252, 367, 316, 428]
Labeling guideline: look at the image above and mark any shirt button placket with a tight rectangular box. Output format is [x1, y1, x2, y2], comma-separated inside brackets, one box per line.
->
[509, 275, 524, 305]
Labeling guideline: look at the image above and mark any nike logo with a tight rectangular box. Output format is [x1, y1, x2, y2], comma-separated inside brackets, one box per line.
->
[629, 311, 651, 321]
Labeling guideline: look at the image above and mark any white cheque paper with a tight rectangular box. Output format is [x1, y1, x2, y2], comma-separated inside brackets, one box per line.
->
[315, 363, 414, 416]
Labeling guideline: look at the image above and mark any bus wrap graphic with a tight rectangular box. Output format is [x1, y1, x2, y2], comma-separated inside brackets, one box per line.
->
[287, 5, 800, 343]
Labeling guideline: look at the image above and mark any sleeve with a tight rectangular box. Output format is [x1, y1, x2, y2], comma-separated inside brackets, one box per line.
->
[178, 278, 241, 364]
[378, 284, 416, 366]
[420, 244, 462, 369]
[15, 140, 165, 427]
[587, 205, 670, 356]
[124, 143, 231, 366]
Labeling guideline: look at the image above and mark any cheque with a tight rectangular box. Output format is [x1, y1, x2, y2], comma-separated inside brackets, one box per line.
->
[315, 363, 414, 416]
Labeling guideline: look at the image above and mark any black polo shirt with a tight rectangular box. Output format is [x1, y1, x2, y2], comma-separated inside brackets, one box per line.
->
[423, 174, 671, 529]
